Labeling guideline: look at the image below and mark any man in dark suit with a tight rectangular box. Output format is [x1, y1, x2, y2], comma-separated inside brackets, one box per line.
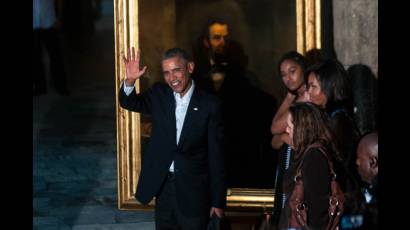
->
[355, 131, 378, 229]
[119, 47, 226, 229]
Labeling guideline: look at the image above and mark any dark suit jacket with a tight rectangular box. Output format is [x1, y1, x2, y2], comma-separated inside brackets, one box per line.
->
[119, 82, 226, 217]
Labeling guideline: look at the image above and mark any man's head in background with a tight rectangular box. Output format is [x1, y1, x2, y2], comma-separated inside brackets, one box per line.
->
[356, 132, 378, 185]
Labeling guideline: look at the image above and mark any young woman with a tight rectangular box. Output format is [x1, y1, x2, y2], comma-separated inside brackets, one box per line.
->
[278, 102, 343, 229]
[271, 51, 308, 149]
[270, 51, 308, 224]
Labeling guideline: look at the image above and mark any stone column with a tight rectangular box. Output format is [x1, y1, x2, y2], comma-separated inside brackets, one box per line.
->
[333, 0, 378, 77]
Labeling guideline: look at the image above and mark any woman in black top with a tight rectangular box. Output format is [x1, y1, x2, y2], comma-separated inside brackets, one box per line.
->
[305, 59, 362, 218]
[305, 59, 359, 169]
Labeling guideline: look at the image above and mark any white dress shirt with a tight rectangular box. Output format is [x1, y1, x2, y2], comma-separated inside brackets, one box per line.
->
[123, 80, 195, 172]
[123, 82, 135, 95]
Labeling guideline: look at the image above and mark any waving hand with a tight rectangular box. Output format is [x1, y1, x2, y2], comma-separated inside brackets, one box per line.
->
[123, 47, 147, 86]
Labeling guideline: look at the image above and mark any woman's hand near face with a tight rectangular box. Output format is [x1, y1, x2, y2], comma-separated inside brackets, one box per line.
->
[296, 90, 310, 102]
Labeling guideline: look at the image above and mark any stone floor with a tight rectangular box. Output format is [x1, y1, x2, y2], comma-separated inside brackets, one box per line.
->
[33, 14, 155, 229]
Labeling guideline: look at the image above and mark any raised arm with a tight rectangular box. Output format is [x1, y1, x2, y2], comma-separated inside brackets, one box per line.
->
[271, 92, 295, 134]
[271, 133, 292, 150]
[123, 47, 147, 86]
[119, 47, 152, 114]
[271, 87, 309, 136]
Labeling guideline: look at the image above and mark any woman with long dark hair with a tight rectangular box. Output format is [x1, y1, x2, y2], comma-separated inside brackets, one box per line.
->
[278, 102, 342, 229]
[306, 59, 363, 219]
[305, 59, 359, 164]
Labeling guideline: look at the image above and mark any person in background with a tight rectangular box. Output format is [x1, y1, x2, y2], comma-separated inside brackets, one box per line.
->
[306, 59, 360, 174]
[306, 59, 362, 220]
[355, 131, 378, 229]
[33, 0, 69, 96]
[347, 64, 378, 136]
[339, 131, 378, 230]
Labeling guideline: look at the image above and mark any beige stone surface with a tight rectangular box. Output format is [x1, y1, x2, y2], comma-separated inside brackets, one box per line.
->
[333, 0, 378, 77]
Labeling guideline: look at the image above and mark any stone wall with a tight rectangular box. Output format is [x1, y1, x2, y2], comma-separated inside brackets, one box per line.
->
[333, 0, 378, 77]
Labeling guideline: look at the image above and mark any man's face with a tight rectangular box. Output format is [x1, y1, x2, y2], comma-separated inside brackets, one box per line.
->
[162, 56, 194, 97]
[356, 142, 378, 184]
[207, 23, 229, 54]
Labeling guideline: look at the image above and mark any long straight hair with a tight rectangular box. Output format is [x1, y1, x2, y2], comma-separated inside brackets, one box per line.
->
[289, 102, 342, 162]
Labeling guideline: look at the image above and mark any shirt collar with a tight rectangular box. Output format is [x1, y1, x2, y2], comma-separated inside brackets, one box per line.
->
[173, 80, 195, 103]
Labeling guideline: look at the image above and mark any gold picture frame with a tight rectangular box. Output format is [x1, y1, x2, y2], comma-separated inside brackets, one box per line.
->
[115, 0, 321, 211]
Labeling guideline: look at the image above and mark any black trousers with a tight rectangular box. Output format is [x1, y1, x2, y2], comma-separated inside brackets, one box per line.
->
[155, 172, 209, 230]
[33, 28, 67, 93]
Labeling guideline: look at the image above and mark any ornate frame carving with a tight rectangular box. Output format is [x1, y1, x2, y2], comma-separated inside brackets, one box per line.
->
[115, 0, 321, 211]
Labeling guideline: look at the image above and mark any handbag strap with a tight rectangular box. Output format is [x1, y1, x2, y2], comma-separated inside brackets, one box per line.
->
[294, 143, 344, 230]
[310, 144, 345, 230]
[295, 143, 336, 181]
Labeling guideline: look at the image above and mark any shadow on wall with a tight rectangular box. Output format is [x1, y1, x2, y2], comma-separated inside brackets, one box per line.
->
[347, 64, 378, 135]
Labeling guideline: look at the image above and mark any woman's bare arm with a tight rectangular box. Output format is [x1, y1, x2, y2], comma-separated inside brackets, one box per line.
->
[271, 92, 295, 134]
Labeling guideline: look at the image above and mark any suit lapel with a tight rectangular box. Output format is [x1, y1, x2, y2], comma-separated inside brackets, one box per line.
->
[177, 88, 201, 148]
